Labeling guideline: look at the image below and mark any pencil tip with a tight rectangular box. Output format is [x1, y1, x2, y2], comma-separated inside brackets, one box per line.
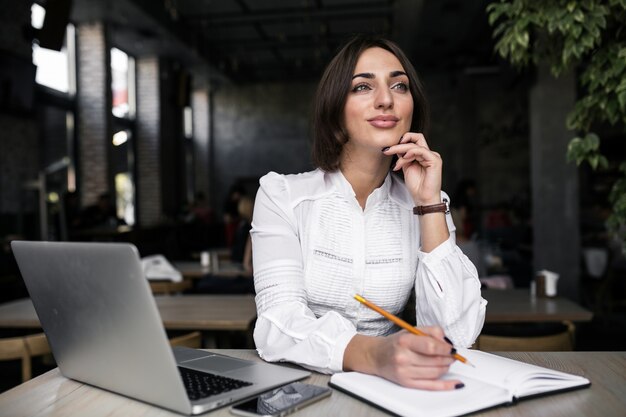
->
[466, 360, 476, 368]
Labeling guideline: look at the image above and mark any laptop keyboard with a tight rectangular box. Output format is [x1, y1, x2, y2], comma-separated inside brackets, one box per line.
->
[179, 367, 253, 401]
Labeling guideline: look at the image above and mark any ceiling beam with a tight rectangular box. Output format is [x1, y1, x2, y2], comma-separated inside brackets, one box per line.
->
[189, 33, 354, 49]
[183, 2, 393, 26]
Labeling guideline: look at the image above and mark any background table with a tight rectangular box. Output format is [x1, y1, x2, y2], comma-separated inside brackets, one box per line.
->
[174, 260, 248, 279]
[173, 261, 213, 279]
[482, 289, 593, 323]
[0, 295, 257, 331]
[0, 351, 624, 417]
[0, 290, 592, 332]
[155, 295, 256, 331]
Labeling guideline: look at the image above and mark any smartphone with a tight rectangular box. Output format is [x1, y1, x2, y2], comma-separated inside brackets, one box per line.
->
[229, 382, 331, 417]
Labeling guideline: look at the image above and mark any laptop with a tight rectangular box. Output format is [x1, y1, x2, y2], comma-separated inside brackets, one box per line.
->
[11, 241, 309, 415]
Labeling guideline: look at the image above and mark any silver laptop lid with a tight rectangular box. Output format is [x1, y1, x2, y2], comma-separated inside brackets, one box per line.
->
[12, 241, 192, 415]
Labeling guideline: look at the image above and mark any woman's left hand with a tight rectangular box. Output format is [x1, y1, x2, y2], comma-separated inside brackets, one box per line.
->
[383, 132, 442, 205]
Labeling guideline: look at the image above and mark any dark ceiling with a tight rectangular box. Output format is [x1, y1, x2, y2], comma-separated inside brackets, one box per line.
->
[71, 0, 498, 84]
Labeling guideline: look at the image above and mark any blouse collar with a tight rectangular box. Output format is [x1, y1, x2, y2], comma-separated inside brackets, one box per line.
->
[327, 169, 397, 210]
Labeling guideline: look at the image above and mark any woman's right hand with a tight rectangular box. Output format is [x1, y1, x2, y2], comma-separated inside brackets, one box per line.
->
[343, 327, 463, 390]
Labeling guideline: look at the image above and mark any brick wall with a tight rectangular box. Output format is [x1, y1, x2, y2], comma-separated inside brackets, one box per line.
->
[76, 22, 109, 207]
[136, 57, 162, 226]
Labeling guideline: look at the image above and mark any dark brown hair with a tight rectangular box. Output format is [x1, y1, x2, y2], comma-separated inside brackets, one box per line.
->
[312, 35, 430, 171]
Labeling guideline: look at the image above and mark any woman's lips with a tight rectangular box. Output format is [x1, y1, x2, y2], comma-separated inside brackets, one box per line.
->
[368, 116, 399, 128]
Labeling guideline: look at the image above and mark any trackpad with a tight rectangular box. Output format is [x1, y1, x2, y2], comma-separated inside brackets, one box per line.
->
[183, 355, 252, 373]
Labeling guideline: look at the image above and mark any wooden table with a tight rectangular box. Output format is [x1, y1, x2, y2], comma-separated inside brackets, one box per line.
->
[1, 351, 624, 417]
[155, 295, 256, 331]
[482, 289, 593, 323]
[0, 295, 257, 331]
[173, 261, 213, 279]
[0, 290, 591, 332]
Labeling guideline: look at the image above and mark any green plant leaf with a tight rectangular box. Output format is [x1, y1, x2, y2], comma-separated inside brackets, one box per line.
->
[489, 0, 626, 252]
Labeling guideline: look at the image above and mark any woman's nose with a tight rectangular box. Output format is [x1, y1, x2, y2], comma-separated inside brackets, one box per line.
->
[375, 87, 393, 109]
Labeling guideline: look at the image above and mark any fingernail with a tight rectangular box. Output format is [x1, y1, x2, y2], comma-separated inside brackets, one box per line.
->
[450, 348, 457, 355]
[382, 146, 390, 152]
[444, 336, 453, 345]
[398, 136, 404, 143]
[455, 383, 465, 389]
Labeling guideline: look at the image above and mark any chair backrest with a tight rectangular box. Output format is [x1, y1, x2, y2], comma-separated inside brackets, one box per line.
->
[475, 321, 575, 351]
[0, 333, 51, 381]
[149, 280, 192, 295]
[168, 331, 202, 349]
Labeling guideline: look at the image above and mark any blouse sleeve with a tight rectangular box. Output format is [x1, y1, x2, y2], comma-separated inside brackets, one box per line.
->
[250, 173, 357, 374]
[414, 207, 487, 347]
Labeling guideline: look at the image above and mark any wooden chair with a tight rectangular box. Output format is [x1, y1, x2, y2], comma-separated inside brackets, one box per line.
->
[475, 321, 575, 351]
[168, 331, 202, 349]
[0, 331, 201, 386]
[0, 333, 51, 382]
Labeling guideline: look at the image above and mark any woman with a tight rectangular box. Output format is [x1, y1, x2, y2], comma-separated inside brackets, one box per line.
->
[251, 35, 486, 391]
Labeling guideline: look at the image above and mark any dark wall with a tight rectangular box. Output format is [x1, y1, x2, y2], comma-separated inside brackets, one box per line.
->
[210, 71, 532, 223]
[212, 82, 316, 214]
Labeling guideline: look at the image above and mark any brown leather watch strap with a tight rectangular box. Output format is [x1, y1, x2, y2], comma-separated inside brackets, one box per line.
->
[413, 198, 449, 215]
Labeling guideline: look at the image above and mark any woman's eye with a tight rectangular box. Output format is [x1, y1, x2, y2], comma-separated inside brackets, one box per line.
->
[392, 82, 409, 92]
[352, 83, 371, 92]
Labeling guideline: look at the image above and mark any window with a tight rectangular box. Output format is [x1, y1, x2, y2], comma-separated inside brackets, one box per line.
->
[184, 106, 193, 138]
[111, 128, 134, 225]
[31, 3, 77, 240]
[31, 4, 75, 94]
[111, 47, 135, 118]
[111, 48, 136, 225]
[115, 172, 135, 226]
[183, 105, 195, 202]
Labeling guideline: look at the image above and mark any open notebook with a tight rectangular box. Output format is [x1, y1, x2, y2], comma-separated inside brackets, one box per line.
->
[329, 349, 590, 417]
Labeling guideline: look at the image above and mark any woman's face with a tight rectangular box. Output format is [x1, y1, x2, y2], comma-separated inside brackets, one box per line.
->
[343, 47, 414, 153]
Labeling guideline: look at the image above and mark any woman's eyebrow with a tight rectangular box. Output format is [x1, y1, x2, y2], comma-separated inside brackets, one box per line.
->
[352, 70, 408, 80]
[390, 70, 408, 78]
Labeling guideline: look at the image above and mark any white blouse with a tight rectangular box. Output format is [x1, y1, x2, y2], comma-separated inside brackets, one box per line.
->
[251, 169, 486, 374]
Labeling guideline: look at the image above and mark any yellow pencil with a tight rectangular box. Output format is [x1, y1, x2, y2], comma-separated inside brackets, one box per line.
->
[354, 294, 475, 367]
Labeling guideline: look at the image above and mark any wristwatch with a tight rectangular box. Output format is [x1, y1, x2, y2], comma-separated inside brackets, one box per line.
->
[413, 198, 449, 215]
